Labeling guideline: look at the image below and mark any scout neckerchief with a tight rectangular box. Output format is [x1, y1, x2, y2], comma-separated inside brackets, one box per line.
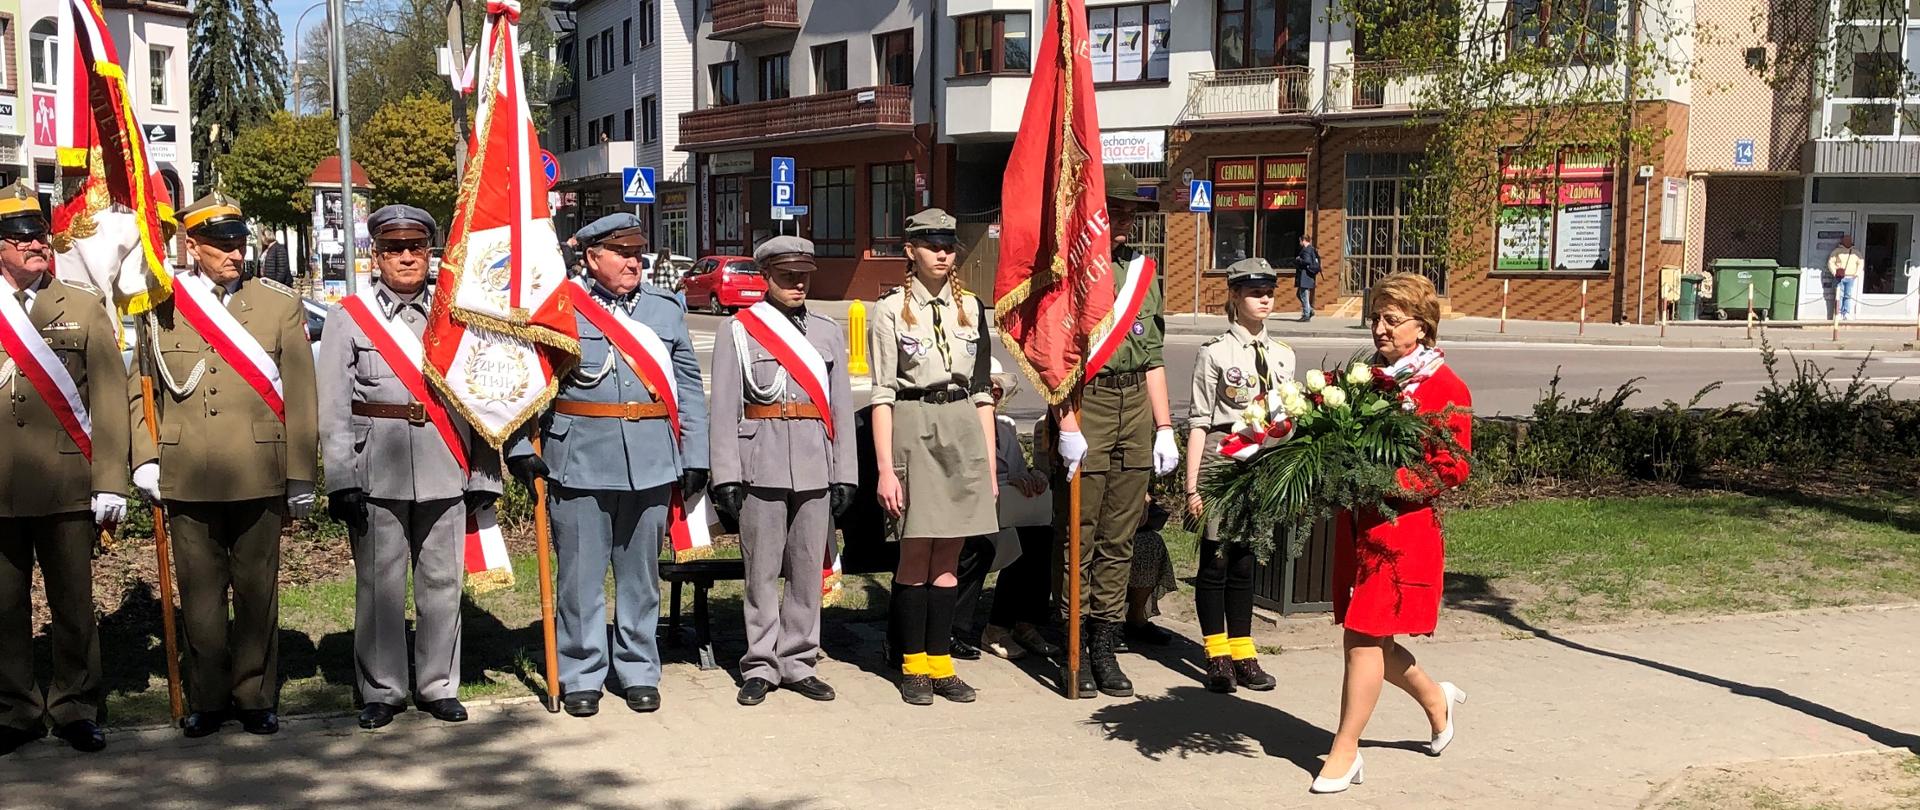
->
[171, 271, 286, 421]
[0, 275, 91, 459]
[341, 287, 514, 585]
[1085, 252, 1156, 378]
[733, 301, 833, 440]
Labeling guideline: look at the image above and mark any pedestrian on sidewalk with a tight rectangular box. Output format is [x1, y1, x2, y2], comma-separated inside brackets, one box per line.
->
[1183, 258, 1293, 695]
[869, 208, 998, 706]
[964, 360, 1060, 662]
[1828, 235, 1864, 320]
[1312, 273, 1471, 795]
[1294, 235, 1320, 322]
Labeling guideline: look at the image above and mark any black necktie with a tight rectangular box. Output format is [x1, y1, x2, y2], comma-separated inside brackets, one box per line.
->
[1252, 342, 1271, 397]
[929, 299, 952, 371]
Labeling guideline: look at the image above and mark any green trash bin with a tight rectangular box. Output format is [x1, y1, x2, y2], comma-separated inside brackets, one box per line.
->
[1771, 273, 1801, 321]
[1677, 274, 1705, 321]
[1709, 259, 1778, 320]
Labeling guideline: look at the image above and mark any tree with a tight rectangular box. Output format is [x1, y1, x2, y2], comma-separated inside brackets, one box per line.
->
[189, 0, 288, 171]
[215, 112, 338, 229]
[355, 94, 459, 225]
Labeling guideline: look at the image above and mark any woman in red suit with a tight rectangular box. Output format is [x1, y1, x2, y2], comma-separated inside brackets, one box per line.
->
[1312, 273, 1472, 795]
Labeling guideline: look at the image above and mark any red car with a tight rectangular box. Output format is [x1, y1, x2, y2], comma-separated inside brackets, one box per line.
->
[680, 255, 768, 314]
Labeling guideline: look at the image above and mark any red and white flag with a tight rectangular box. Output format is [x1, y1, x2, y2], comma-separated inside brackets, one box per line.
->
[993, 0, 1116, 404]
[425, 0, 579, 447]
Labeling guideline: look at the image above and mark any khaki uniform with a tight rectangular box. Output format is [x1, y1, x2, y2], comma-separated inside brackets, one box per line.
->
[1188, 323, 1295, 539]
[0, 277, 128, 731]
[133, 274, 319, 713]
[868, 277, 996, 540]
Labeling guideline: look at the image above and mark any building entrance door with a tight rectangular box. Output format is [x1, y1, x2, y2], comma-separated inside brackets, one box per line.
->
[1863, 214, 1914, 296]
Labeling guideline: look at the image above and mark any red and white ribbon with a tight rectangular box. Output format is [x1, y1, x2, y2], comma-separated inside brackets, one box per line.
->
[0, 277, 91, 459]
[171, 273, 284, 421]
[1085, 253, 1156, 379]
[733, 301, 834, 439]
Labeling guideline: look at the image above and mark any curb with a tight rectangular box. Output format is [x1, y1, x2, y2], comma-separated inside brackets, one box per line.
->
[1163, 322, 1920, 352]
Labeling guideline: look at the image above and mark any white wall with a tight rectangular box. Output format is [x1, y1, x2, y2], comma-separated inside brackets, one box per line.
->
[573, 0, 639, 144]
[690, 0, 935, 122]
[634, 0, 698, 184]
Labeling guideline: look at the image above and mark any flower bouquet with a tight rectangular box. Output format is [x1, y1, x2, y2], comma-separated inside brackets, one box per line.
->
[1199, 354, 1450, 561]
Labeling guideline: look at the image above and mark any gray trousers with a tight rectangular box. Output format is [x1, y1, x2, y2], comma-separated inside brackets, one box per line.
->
[551, 485, 667, 693]
[738, 488, 832, 683]
[0, 514, 100, 729]
[352, 497, 466, 706]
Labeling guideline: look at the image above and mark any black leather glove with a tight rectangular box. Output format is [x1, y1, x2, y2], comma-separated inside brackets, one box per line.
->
[712, 483, 746, 521]
[466, 490, 498, 513]
[328, 488, 370, 536]
[507, 454, 550, 488]
[679, 468, 709, 496]
[830, 483, 857, 519]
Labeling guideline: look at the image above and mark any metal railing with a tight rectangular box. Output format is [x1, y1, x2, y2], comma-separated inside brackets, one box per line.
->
[680, 85, 915, 149]
[1325, 62, 1434, 114]
[1178, 66, 1315, 123]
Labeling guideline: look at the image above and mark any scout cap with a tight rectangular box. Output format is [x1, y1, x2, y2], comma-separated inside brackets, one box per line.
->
[180, 192, 250, 241]
[1225, 257, 1278, 287]
[989, 357, 1020, 399]
[1105, 165, 1156, 208]
[575, 212, 649, 252]
[904, 208, 958, 246]
[754, 235, 817, 273]
[367, 204, 437, 244]
[0, 182, 48, 240]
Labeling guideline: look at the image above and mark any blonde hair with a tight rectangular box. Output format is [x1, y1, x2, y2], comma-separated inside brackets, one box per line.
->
[900, 244, 973, 329]
[1368, 273, 1441, 347]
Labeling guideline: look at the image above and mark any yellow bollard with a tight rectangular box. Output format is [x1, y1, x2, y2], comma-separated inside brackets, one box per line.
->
[846, 299, 870, 376]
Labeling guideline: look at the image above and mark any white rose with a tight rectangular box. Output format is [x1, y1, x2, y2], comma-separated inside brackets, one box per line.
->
[1321, 386, 1348, 409]
[1278, 380, 1304, 399]
[1282, 394, 1312, 417]
[1304, 370, 1327, 392]
[1346, 363, 1372, 386]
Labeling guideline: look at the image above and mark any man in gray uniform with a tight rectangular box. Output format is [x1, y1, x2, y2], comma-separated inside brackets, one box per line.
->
[708, 236, 857, 707]
[319, 205, 501, 730]
[507, 213, 708, 717]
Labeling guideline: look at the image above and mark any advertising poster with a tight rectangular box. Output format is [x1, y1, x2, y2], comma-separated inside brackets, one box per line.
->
[1808, 211, 1855, 267]
[1554, 204, 1611, 271]
[1497, 206, 1551, 271]
[1115, 6, 1145, 82]
[1147, 5, 1172, 80]
[1089, 8, 1116, 83]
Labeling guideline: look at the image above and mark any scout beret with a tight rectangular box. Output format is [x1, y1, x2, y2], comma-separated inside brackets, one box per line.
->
[1105, 165, 1156, 207]
[575, 212, 649, 251]
[1225, 257, 1278, 286]
[754, 235, 817, 273]
[368, 204, 437, 243]
[180, 192, 251, 240]
[904, 208, 958, 243]
[0, 182, 48, 239]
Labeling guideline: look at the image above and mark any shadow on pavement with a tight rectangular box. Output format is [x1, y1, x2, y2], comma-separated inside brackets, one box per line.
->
[1086, 685, 1332, 775]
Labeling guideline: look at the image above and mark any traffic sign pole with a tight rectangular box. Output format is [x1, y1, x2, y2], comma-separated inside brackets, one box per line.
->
[1188, 180, 1214, 326]
[771, 157, 796, 237]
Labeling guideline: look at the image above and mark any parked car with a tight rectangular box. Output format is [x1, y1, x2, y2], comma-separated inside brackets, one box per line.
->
[119, 299, 328, 370]
[680, 255, 767, 315]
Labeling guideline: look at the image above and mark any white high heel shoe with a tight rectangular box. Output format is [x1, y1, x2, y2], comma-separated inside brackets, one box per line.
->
[1309, 754, 1364, 794]
[1428, 682, 1467, 756]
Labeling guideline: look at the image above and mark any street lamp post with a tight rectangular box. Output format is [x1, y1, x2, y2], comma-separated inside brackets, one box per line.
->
[289, 1, 329, 114]
[329, 0, 357, 294]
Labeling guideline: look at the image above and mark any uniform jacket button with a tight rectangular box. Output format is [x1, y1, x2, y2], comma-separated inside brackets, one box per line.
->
[209, 408, 220, 416]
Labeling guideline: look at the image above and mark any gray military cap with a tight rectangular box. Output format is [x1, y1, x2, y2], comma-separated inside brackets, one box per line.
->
[575, 212, 649, 251]
[754, 235, 817, 273]
[1225, 257, 1278, 287]
[367, 204, 437, 243]
[904, 208, 958, 244]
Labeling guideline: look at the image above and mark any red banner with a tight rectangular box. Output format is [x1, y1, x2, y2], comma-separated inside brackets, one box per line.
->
[1212, 158, 1258, 186]
[1262, 156, 1308, 187]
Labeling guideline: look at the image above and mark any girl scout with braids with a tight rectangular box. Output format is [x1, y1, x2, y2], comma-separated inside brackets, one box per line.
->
[869, 208, 998, 706]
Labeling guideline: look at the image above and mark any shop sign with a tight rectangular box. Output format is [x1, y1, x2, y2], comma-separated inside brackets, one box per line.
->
[1101, 130, 1166, 164]
[1262, 189, 1306, 210]
[1212, 158, 1258, 186]
[709, 150, 754, 176]
[0, 98, 15, 136]
[1261, 156, 1307, 186]
[660, 189, 688, 207]
[1213, 189, 1260, 210]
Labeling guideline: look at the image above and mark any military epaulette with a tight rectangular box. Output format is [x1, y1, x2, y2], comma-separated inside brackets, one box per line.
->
[255, 278, 296, 298]
[1200, 335, 1225, 349]
[56, 278, 101, 297]
[877, 285, 903, 299]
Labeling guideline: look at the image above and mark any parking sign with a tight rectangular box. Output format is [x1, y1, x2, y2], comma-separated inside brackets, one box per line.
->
[771, 156, 796, 215]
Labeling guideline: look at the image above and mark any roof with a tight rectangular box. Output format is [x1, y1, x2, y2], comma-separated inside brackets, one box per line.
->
[307, 156, 373, 188]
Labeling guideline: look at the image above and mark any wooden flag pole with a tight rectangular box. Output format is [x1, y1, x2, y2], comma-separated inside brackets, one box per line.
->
[139, 374, 185, 725]
[531, 437, 561, 713]
[1065, 465, 1083, 700]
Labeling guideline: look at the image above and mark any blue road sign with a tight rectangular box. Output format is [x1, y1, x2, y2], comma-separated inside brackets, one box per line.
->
[771, 156, 796, 185]
[1188, 180, 1214, 213]
[773, 182, 795, 206]
[1733, 139, 1756, 168]
[540, 150, 560, 188]
[771, 156, 798, 218]
[622, 167, 657, 204]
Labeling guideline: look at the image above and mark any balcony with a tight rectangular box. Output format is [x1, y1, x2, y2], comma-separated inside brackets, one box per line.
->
[1177, 67, 1315, 124]
[709, 0, 799, 42]
[556, 140, 634, 184]
[1325, 62, 1434, 115]
[679, 86, 914, 151]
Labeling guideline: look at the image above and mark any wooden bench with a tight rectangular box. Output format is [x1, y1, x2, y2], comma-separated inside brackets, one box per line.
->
[659, 558, 746, 670]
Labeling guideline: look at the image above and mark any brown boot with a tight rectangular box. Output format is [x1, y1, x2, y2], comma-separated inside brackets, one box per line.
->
[1233, 657, 1277, 691]
[1205, 655, 1237, 693]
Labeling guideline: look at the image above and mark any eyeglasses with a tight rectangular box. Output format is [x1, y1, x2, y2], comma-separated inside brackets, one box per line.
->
[1369, 312, 1416, 328]
[2, 233, 49, 247]
[376, 244, 431, 256]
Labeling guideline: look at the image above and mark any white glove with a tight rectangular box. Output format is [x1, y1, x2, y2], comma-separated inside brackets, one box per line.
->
[286, 480, 316, 520]
[1152, 427, 1180, 475]
[91, 493, 127, 526]
[1057, 429, 1088, 480]
[131, 463, 162, 501]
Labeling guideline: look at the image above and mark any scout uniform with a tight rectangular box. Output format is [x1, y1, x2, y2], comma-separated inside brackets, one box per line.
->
[1187, 258, 1294, 693]
[0, 184, 127, 754]
[132, 193, 320, 737]
[318, 205, 501, 729]
[506, 213, 708, 717]
[707, 236, 856, 706]
[869, 208, 996, 705]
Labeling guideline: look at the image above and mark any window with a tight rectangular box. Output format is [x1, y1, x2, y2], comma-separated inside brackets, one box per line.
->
[1353, 0, 1459, 61]
[956, 13, 1032, 76]
[814, 41, 849, 92]
[758, 53, 791, 101]
[587, 117, 602, 145]
[30, 18, 57, 88]
[0, 18, 10, 90]
[149, 45, 172, 107]
[711, 62, 740, 106]
[1493, 146, 1615, 274]
[639, 0, 657, 47]
[563, 116, 575, 151]
[809, 168, 856, 257]
[869, 163, 914, 257]
[876, 29, 914, 87]
[641, 95, 660, 143]
[584, 33, 597, 78]
[1208, 156, 1309, 272]
[600, 115, 615, 142]
[1087, 4, 1166, 83]
[1345, 153, 1446, 294]
[623, 20, 632, 65]
[601, 28, 615, 74]
[622, 108, 634, 141]
[712, 175, 746, 256]
[1505, 0, 1617, 63]
[660, 206, 689, 257]
[1213, 0, 1311, 70]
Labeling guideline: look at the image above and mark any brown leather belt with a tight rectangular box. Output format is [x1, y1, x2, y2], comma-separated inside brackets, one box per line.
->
[352, 401, 429, 425]
[744, 401, 824, 421]
[1090, 370, 1146, 389]
[553, 399, 669, 420]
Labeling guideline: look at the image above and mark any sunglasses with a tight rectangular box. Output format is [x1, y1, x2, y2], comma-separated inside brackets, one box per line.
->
[376, 243, 432, 256]
[2, 233, 49, 246]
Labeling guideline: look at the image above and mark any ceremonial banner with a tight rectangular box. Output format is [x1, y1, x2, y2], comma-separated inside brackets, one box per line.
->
[994, 0, 1117, 404]
[426, 0, 579, 446]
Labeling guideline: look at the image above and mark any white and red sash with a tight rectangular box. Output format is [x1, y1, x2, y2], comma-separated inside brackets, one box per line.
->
[341, 290, 513, 585]
[563, 282, 711, 558]
[733, 302, 834, 440]
[0, 278, 92, 459]
[1085, 253, 1156, 378]
[172, 272, 285, 421]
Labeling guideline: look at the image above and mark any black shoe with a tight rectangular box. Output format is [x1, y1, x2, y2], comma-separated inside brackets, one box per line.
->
[950, 637, 983, 661]
[182, 710, 227, 738]
[1071, 658, 1097, 699]
[237, 708, 279, 735]
[1206, 655, 1238, 694]
[52, 720, 105, 753]
[899, 674, 935, 706]
[624, 686, 661, 713]
[782, 677, 836, 702]
[1233, 658, 1278, 691]
[1088, 621, 1133, 698]
[931, 676, 977, 703]
[737, 678, 775, 706]
[562, 691, 601, 717]
[1123, 620, 1174, 646]
[417, 698, 469, 722]
[0, 724, 46, 755]
[359, 703, 403, 730]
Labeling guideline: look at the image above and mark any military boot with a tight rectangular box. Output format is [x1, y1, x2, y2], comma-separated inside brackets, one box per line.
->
[1087, 621, 1133, 697]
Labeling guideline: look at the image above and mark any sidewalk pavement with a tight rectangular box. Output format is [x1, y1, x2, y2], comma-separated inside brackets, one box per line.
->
[8, 605, 1916, 808]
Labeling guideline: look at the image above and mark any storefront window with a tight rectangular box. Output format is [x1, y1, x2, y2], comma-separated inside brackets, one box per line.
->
[1346, 153, 1446, 294]
[869, 163, 914, 257]
[712, 175, 745, 256]
[809, 167, 856, 258]
[1493, 147, 1613, 274]
[1209, 156, 1306, 270]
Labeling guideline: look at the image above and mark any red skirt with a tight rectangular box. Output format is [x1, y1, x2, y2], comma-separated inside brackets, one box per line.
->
[1332, 506, 1445, 637]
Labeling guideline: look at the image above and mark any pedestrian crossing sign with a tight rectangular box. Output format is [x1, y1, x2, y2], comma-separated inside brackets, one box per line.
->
[1189, 180, 1213, 213]
[622, 167, 657, 204]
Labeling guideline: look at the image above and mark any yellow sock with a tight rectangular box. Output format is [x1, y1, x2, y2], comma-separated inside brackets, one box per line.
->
[902, 652, 931, 676]
[928, 654, 956, 679]
[1229, 637, 1258, 661]
[1204, 633, 1230, 658]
